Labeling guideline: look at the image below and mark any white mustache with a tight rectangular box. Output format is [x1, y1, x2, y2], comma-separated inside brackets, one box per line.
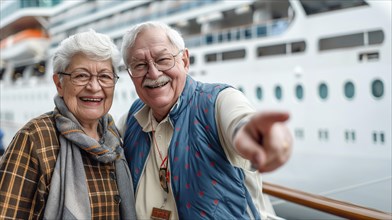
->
[143, 75, 171, 87]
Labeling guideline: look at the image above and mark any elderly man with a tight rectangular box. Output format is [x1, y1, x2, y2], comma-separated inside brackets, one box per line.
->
[119, 21, 292, 220]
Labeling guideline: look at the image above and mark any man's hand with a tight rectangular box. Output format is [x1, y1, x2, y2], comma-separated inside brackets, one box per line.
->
[233, 111, 293, 173]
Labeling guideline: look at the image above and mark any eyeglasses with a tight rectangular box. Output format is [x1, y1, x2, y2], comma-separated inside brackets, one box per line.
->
[58, 71, 119, 88]
[127, 49, 184, 78]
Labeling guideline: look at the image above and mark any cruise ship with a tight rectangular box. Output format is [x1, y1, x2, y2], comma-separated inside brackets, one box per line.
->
[1, 0, 391, 219]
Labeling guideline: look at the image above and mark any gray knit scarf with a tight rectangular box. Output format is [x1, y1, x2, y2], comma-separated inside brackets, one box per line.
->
[44, 95, 136, 219]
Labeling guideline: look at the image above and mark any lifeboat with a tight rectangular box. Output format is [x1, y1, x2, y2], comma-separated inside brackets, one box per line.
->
[0, 29, 50, 63]
[0, 29, 48, 49]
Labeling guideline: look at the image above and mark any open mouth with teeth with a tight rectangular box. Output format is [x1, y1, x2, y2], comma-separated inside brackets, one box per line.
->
[80, 97, 103, 102]
[146, 81, 169, 89]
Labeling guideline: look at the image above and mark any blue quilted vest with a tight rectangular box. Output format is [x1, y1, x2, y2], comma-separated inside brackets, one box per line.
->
[123, 75, 261, 219]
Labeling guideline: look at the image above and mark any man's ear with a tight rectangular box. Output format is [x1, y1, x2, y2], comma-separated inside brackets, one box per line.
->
[182, 48, 190, 71]
[53, 73, 64, 97]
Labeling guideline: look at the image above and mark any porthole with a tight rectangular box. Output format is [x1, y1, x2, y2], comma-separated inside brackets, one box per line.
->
[318, 83, 328, 100]
[275, 85, 282, 101]
[344, 81, 355, 99]
[371, 79, 384, 98]
[256, 86, 263, 101]
[189, 56, 195, 65]
[295, 84, 304, 100]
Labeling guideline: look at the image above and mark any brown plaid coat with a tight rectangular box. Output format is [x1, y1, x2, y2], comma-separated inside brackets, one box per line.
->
[0, 112, 123, 219]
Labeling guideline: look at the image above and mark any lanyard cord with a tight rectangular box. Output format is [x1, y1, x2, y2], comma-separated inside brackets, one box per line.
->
[151, 119, 168, 168]
[151, 118, 170, 186]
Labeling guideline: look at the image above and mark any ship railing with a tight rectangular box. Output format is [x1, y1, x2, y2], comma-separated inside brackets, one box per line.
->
[50, 0, 217, 48]
[52, 1, 215, 34]
[263, 181, 392, 220]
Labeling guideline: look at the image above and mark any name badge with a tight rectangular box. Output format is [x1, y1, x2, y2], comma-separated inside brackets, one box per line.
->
[151, 207, 171, 220]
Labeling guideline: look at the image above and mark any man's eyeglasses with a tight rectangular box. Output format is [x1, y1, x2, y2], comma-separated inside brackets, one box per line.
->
[127, 49, 184, 78]
[58, 71, 119, 88]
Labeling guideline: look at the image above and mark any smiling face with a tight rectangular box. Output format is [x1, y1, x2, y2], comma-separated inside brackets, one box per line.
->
[126, 27, 189, 121]
[53, 53, 115, 126]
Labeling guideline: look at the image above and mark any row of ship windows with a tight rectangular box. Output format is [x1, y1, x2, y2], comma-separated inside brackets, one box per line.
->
[238, 79, 385, 101]
[1, 111, 386, 145]
[1, 78, 385, 102]
[295, 129, 386, 144]
[50, 22, 383, 66]
[186, 29, 383, 63]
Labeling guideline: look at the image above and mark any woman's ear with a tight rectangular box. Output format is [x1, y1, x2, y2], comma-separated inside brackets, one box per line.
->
[53, 73, 64, 97]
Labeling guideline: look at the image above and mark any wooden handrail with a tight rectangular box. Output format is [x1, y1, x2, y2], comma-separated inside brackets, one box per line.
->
[263, 182, 392, 220]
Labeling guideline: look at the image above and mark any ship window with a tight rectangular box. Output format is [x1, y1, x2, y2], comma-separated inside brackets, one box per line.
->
[344, 81, 355, 99]
[380, 132, 385, 143]
[257, 44, 286, 57]
[222, 49, 246, 61]
[373, 132, 377, 143]
[318, 83, 328, 100]
[0, 68, 5, 80]
[291, 41, 306, 53]
[226, 32, 232, 41]
[373, 131, 385, 144]
[206, 34, 213, 45]
[218, 33, 224, 42]
[274, 85, 283, 101]
[372, 131, 386, 144]
[359, 52, 379, 62]
[368, 30, 384, 45]
[318, 129, 329, 141]
[256, 86, 263, 101]
[256, 25, 267, 37]
[295, 84, 304, 100]
[295, 128, 305, 140]
[244, 28, 252, 39]
[235, 30, 241, 40]
[300, 0, 367, 15]
[205, 53, 217, 63]
[271, 20, 287, 35]
[319, 33, 364, 51]
[189, 56, 195, 65]
[371, 79, 384, 99]
[345, 130, 356, 142]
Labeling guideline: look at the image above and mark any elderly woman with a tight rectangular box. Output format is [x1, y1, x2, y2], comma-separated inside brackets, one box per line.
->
[0, 30, 136, 219]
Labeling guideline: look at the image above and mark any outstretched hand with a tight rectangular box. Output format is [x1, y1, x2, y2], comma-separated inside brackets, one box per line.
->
[233, 111, 293, 173]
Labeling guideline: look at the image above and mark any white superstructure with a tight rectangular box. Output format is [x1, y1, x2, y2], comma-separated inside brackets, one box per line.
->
[1, 0, 391, 218]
